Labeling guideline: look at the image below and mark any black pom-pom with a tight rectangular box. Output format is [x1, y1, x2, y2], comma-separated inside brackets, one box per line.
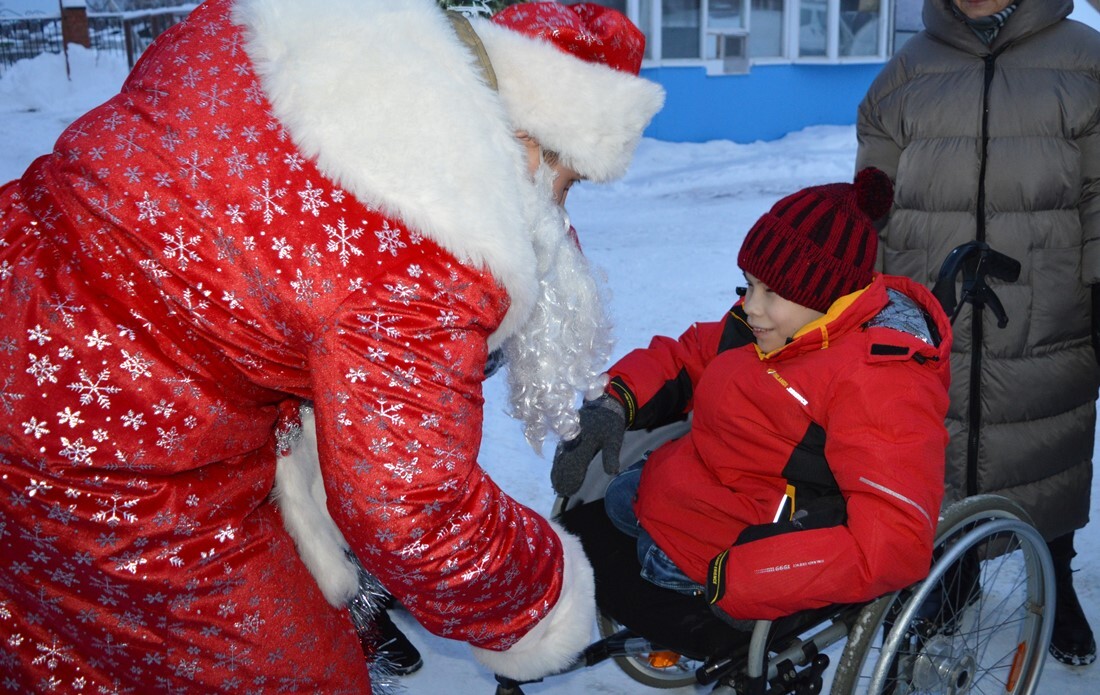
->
[854, 167, 893, 221]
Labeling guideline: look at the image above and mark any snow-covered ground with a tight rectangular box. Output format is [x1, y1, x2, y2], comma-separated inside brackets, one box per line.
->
[3, 5, 1099, 692]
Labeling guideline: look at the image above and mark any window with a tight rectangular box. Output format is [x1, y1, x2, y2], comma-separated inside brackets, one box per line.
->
[749, 0, 784, 59]
[839, 0, 882, 57]
[571, 1, 889, 66]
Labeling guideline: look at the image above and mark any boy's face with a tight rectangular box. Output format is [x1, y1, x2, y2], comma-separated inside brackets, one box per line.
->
[742, 272, 825, 354]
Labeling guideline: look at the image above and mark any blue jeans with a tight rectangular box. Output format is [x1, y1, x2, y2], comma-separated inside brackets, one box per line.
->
[603, 464, 704, 596]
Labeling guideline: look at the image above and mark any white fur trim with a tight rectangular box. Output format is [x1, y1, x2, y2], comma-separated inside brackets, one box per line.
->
[471, 521, 596, 681]
[233, 0, 539, 344]
[472, 18, 665, 183]
[271, 408, 359, 607]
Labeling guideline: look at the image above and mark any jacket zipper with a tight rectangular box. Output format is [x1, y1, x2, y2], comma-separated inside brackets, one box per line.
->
[966, 50, 1003, 497]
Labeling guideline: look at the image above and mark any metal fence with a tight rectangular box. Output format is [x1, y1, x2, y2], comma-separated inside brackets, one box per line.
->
[0, 17, 62, 69]
[0, 10, 190, 75]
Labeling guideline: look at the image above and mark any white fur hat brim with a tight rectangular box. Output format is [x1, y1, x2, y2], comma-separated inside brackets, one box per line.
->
[472, 18, 665, 183]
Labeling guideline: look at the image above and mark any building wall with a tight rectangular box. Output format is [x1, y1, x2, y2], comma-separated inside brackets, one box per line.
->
[641, 61, 884, 143]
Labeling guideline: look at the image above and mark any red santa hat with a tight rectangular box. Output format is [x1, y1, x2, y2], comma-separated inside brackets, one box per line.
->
[472, 2, 665, 182]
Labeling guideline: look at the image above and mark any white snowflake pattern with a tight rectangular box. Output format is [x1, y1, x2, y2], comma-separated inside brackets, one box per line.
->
[225, 146, 253, 178]
[384, 457, 421, 483]
[283, 151, 306, 171]
[121, 410, 146, 430]
[271, 237, 293, 259]
[298, 180, 329, 217]
[324, 218, 365, 266]
[290, 269, 319, 305]
[156, 426, 184, 454]
[57, 407, 84, 428]
[248, 179, 288, 224]
[31, 637, 74, 671]
[460, 553, 493, 584]
[59, 437, 96, 466]
[115, 128, 147, 159]
[42, 294, 86, 328]
[374, 220, 406, 257]
[120, 349, 154, 380]
[84, 330, 112, 350]
[177, 150, 215, 189]
[67, 369, 121, 408]
[215, 524, 236, 543]
[235, 612, 264, 636]
[151, 400, 177, 418]
[27, 353, 62, 386]
[0, 375, 26, 415]
[225, 204, 246, 224]
[388, 365, 421, 392]
[384, 281, 419, 306]
[161, 226, 203, 269]
[374, 397, 406, 428]
[114, 551, 148, 575]
[301, 243, 322, 267]
[135, 191, 166, 225]
[437, 309, 459, 328]
[356, 311, 400, 340]
[397, 538, 429, 560]
[26, 478, 52, 498]
[221, 290, 243, 310]
[22, 417, 50, 439]
[91, 493, 139, 527]
[197, 82, 231, 115]
[27, 324, 51, 345]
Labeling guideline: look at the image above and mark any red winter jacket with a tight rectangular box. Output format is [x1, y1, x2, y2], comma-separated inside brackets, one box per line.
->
[613, 274, 951, 620]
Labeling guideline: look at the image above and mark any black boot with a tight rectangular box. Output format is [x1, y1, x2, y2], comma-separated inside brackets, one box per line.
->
[364, 608, 424, 676]
[1048, 532, 1096, 666]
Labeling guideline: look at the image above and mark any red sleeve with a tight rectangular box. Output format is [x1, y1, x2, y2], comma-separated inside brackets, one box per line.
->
[608, 314, 732, 429]
[308, 257, 565, 650]
[714, 359, 948, 620]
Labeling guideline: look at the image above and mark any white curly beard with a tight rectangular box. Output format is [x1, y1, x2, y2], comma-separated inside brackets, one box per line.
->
[502, 164, 614, 453]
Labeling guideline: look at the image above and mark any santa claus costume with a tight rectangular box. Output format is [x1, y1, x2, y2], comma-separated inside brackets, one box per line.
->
[0, 0, 664, 691]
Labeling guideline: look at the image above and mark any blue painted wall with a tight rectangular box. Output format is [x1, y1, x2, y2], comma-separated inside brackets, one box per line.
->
[640, 62, 886, 144]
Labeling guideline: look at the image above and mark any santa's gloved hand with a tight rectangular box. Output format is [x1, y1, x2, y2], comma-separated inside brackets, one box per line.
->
[551, 395, 626, 497]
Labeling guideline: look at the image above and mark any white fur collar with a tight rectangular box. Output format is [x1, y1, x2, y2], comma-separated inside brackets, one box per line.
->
[233, 0, 539, 346]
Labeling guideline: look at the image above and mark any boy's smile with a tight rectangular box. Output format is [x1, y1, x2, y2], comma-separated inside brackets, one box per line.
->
[742, 272, 826, 354]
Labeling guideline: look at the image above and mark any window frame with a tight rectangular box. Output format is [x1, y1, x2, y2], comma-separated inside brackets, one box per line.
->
[621, 0, 891, 70]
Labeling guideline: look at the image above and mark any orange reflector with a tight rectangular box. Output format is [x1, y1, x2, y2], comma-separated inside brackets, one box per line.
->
[647, 651, 681, 669]
[1006, 642, 1027, 691]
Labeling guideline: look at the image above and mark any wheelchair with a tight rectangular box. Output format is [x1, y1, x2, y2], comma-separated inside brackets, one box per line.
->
[493, 242, 1056, 695]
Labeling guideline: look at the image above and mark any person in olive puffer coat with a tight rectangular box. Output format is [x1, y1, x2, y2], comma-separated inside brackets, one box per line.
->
[857, 0, 1100, 666]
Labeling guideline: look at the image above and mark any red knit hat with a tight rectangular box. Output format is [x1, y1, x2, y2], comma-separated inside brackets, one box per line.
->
[490, 2, 646, 75]
[737, 168, 893, 313]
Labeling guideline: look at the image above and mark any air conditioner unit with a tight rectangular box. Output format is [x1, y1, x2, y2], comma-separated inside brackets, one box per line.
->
[711, 29, 749, 74]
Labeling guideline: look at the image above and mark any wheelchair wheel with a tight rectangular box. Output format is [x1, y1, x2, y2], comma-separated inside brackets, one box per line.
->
[596, 612, 702, 689]
[831, 494, 1055, 695]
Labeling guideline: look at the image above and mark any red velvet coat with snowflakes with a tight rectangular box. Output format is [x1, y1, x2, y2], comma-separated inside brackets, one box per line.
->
[0, 0, 600, 690]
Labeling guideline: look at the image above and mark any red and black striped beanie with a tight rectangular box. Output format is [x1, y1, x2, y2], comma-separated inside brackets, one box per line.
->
[737, 168, 893, 313]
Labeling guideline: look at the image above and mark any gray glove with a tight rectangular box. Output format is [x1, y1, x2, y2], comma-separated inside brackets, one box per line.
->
[551, 395, 626, 497]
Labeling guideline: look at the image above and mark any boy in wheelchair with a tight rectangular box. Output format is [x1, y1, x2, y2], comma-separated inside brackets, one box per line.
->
[553, 169, 953, 662]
